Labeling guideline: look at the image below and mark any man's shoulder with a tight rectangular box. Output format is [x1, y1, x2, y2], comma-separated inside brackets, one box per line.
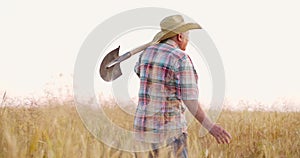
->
[147, 43, 188, 60]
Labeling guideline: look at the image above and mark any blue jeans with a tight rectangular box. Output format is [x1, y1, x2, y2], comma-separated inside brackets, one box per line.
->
[149, 133, 188, 158]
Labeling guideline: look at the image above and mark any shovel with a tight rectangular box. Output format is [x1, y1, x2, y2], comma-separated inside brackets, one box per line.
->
[99, 40, 159, 82]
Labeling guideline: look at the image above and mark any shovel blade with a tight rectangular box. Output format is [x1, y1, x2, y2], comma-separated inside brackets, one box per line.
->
[100, 46, 122, 82]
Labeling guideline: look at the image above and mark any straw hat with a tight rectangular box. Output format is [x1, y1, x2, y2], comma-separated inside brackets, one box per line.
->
[152, 15, 202, 42]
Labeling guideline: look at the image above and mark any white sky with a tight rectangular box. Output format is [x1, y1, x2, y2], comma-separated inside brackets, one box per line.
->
[1, 0, 300, 105]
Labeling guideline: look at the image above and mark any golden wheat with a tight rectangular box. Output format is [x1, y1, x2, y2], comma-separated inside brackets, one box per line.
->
[0, 101, 299, 158]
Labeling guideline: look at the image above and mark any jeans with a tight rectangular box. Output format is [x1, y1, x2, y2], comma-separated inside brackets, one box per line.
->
[149, 133, 188, 158]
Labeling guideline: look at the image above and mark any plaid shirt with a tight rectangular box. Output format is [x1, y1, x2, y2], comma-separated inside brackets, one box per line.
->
[134, 40, 199, 143]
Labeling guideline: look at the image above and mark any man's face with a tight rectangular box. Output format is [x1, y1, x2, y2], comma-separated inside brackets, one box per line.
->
[178, 31, 189, 51]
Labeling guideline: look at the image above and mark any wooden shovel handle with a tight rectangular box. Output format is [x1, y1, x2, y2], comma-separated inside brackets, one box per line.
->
[129, 41, 158, 56]
[106, 41, 158, 68]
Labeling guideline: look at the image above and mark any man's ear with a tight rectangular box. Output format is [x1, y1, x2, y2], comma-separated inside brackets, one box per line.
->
[177, 33, 183, 42]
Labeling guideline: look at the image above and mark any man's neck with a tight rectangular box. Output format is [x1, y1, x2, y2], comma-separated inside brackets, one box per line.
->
[164, 39, 179, 48]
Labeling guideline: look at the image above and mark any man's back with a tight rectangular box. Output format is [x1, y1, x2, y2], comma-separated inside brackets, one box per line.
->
[134, 40, 199, 143]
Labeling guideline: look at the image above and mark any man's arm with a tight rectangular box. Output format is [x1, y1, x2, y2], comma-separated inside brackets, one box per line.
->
[183, 100, 232, 144]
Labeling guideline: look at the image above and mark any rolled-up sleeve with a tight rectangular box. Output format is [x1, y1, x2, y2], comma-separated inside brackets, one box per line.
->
[175, 55, 199, 100]
[134, 62, 140, 77]
[134, 55, 142, 77]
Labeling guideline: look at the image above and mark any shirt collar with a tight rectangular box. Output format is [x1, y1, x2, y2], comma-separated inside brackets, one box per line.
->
[163, 39, 179, 48]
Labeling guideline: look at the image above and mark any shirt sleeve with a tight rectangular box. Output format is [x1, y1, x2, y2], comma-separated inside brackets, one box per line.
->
[134, 54, 142, 77]
[134, 62, 140, 77]
[175, 55, 199, 100]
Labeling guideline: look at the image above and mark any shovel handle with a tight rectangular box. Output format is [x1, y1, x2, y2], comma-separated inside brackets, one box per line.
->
[129, 41, 157, 56]
[106, 41, 158, 68]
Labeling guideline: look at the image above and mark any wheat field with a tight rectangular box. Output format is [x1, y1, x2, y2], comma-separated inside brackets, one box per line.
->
[0, 99, 299, 158]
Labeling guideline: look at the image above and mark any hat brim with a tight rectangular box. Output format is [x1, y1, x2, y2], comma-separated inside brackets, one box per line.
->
[152, 23, 201, 42]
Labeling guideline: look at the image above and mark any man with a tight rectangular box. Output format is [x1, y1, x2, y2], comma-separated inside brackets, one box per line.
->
[134, 15, 231, 157]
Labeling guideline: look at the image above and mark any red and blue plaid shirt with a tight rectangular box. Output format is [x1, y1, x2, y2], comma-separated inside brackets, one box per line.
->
[134, 39, 199, 143]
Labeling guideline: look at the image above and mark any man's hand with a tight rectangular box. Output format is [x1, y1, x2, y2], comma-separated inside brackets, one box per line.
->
[209, 124, 232, 144]
[183, 100, 232, 144]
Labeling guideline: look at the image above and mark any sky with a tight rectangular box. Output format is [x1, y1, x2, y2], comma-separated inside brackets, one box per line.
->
[1, 0, 300, 107]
